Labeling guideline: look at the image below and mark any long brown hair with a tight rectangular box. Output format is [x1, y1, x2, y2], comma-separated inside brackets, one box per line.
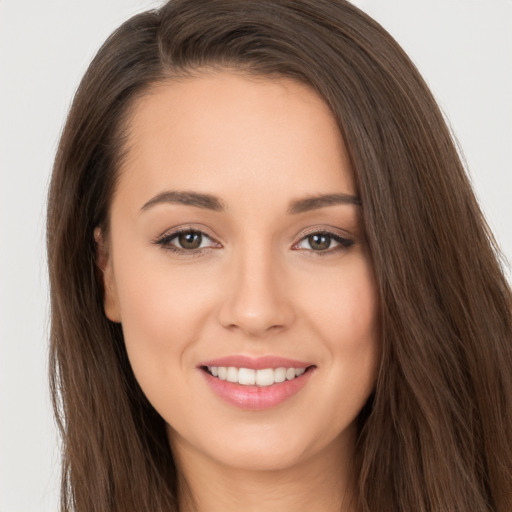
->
[47, 1, 512, 510]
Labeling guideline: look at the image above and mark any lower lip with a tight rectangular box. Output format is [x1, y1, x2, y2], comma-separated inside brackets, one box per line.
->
[200, 368, 315, 410]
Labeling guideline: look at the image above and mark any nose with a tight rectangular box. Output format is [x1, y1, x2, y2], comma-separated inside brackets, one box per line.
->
[217, 244, 295, 338]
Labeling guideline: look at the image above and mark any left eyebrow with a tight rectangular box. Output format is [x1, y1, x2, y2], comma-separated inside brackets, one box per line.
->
[287, 193, 361, 214]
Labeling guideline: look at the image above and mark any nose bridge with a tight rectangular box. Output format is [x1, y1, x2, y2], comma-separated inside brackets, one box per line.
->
[218, 235, 294, 336]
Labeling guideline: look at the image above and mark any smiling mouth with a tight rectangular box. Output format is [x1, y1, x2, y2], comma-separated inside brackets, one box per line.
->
[202, 365, 315, 387]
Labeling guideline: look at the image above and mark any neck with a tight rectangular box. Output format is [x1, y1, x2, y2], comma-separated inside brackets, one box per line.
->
[171, 428, 358, 512]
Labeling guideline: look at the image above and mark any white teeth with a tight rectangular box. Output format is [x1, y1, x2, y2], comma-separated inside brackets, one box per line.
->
[256, 368, 274, 386]
[238, 368, 256, 385]
[226, 367, 238, 383]
[207, 365, 308, 386]
[285, 368, 296, 380]
[274, 367, 286, 383]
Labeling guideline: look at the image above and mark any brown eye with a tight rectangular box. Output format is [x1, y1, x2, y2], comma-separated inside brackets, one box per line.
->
[307, 234, 331, 251]
[153, 229, 218, 253]
[294, 230, 354, 253]
[177, 231, 203, 249]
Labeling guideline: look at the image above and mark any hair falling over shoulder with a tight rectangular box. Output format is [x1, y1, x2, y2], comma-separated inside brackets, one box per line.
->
[46, 0, 512, 510]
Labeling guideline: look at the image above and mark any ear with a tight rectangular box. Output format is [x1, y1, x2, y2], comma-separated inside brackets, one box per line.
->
[94, 227, 121, 323]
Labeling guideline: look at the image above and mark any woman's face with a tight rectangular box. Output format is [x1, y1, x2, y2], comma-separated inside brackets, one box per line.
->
[98, 72, 380, 472]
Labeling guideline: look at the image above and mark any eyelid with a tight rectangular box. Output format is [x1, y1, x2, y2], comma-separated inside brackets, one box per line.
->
[152, 224, 355, 256]
[154, 223, 219, 241]
[297, 225, 353, 239]
[292, 226, 355, 253]
[152, 225, 222, 254]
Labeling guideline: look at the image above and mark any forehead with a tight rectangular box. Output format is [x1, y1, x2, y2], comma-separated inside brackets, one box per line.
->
[117, 71, 355, 208]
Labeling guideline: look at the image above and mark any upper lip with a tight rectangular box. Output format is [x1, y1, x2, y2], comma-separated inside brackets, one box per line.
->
[198, 355, 314, 370]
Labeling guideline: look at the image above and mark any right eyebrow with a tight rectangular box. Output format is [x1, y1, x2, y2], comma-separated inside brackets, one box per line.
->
[139, 190, 225, 213]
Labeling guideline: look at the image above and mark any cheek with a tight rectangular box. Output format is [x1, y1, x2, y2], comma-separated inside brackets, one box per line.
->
[336, 265, 380, 375]
[111, 249, 218, 386]
[307, 256, 380, 349]
[307, 257, 381, 400]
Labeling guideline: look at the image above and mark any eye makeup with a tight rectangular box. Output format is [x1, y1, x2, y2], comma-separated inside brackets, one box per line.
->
[152, 225, 355, 257]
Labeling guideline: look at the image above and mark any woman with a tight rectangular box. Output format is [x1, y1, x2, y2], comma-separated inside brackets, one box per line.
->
[46, 0, 512, 510]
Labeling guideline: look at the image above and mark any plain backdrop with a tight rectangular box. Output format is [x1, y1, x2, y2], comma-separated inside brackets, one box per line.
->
[0, 1, 510, 511]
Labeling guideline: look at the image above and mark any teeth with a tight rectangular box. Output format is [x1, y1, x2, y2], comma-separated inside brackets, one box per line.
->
[226, 367, 238, 383]
[256, 368, 274, 386]
[274, 367, 286, 383]
[238, 368, 256, 385]
[207, 366, 308, 386]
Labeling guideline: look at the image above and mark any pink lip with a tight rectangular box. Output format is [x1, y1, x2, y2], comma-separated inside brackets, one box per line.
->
[199, 355, 312, 370]
[197, 355, 316, 410]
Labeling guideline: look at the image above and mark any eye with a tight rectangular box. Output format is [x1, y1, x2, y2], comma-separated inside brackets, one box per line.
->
[294, 231, 354, 253]
[173, 231, 208, 250]
[153, 229, 220, 254]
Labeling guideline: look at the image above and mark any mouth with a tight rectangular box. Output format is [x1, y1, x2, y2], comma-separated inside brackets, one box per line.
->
[198, 357, 317, 410]
[201, 365, 314, 387]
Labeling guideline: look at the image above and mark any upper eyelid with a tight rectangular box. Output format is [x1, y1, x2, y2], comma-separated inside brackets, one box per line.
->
[297, 225, 353, 239]
[154, 225, 219, 242]
[292, 231, 354, 251]
[154, 233, 219, 253]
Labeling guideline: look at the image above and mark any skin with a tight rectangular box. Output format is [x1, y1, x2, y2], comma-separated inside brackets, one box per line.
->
[96, 71, 380, 512]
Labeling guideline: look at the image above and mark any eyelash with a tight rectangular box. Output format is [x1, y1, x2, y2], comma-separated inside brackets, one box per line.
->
[152, 227, 355, 257]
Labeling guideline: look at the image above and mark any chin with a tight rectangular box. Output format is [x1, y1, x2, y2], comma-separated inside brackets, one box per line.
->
[169, 415, 355, 474]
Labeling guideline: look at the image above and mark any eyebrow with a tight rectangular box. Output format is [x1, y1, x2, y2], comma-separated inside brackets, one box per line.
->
[287, 193, 361, 214]
[140, 191, 225, 212]
[139, 190, 361, 214]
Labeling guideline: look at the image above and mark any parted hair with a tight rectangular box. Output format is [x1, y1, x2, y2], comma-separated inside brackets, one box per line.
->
[47, 0, 512, 510]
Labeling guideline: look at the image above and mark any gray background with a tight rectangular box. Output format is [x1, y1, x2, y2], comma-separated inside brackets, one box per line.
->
[1, 1, 511, 510]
